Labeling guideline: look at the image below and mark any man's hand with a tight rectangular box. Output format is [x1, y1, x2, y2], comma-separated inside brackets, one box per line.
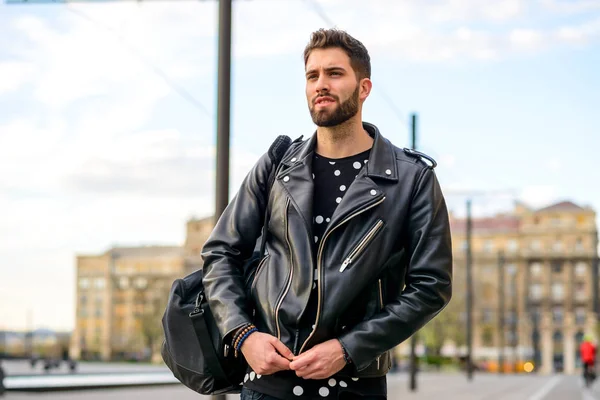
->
[240, 332, 294, 375]
[289, 339, 346, 380]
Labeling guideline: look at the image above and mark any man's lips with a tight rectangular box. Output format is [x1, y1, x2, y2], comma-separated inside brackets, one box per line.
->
[314, 96, 336, 106]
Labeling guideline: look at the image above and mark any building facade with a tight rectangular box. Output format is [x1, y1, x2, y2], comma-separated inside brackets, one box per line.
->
[450, 201, 598, 374]
[70, 216, 216, 361]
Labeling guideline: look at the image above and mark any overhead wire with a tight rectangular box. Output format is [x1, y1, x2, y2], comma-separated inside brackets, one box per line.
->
[64, 4, 213, 119]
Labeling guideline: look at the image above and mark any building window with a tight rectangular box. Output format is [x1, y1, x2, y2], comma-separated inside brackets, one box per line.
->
[481, 308, 493, 323]
[552, 241, 562, 252]
[530, 262, 542, 276]
[134, 277, 148, 289]
[575, 238, 584, 252]
[483, 240, 494, 253]
[119, 277, 129, 289]
[530, 283, 542, 300]
[552, 283, 564, 301]
[574, 282, 587, 301]
[531, 240, 541, 251]
[507, 240, 518, 253]
[553, 307, 563, 324]
[575, 262, 587, 277]
[575, 308, 586, 325]
[553, 307, 563, 323]
[93, 278, 106, 289]
[551, 261, 563, 274]
[79, 278, 90, 289]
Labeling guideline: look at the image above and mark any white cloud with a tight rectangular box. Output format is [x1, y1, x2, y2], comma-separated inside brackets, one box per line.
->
[0, 61, 35, 95]
[519, 185, 558, 208]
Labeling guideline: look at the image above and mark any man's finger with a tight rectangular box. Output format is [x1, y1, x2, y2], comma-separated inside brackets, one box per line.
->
[272, 339, 294, 360]
[290, 352, 315, 371]
[271, 354, 291, 371]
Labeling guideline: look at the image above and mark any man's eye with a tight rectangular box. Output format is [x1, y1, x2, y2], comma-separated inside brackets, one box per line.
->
[307, 75, 317, 80]
[330, 72, 341, 76]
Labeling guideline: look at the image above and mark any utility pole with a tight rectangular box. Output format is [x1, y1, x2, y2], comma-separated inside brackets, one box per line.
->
[214, 0, 232, 223]
[465, 199, 474, 380]
[497, 251, 505, 375]
[409, 113, 419, 392]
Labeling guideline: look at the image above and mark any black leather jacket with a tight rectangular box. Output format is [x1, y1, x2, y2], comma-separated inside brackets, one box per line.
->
[202, 122, 453, 377]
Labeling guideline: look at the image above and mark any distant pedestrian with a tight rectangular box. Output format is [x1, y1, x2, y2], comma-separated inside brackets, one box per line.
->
[201, 28, 453, 400]
[580, 334, 596, 387]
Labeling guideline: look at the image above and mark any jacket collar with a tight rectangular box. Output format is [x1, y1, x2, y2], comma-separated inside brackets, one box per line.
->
[281, 122, 398, 183]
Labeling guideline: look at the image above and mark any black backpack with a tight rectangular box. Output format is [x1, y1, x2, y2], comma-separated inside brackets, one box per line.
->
[161, 135, 294, 395]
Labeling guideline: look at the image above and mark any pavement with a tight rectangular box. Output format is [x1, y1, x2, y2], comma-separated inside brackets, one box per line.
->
[2, 360, 600, 399]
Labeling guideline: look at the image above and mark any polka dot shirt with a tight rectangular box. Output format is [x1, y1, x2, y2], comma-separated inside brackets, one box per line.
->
[244, 148, 386, 399]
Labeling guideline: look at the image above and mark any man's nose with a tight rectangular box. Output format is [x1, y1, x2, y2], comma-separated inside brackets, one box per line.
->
[315, 75, 330, 93]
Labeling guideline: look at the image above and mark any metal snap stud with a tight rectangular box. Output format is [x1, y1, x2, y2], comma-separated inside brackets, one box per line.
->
[370, 190, 377, 196]
[385, 169, 392, 175]
[283, 176, 290, 182]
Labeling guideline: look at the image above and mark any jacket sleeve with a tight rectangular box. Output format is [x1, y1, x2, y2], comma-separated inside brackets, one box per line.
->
[338, 166, 453, 371]
[201, 152, 273, 340]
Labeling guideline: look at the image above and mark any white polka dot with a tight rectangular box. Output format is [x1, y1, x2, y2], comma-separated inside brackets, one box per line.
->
[244, 373, 249, 382]
[339, 381, 347, 387]
[336, 197, 342, 204]
[340, 185, 346, 191]
[353, 162, 362, 169]
[313, 282, 317, 289]
[328, 378, 336, 387]
[293, 386, 304, 396]
[312, 324, 316, 329]
[257, 374, 262, 379]
[334, 170, 341, 176]
[351, 377, 359, 381]
[312, 173, 315, 179]
[326, 218, 330, 223]
[316, 215, 324, 224]
[314, 236, 319, 243]
[314, 269, 318, 280]
[364, 160, 368, 163]
[329, 161, 336, 165]
[250, 371, 256, 381]
[319, 387, 330, 397]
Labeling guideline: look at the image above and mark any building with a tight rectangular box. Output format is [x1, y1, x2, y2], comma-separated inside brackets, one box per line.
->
[70, 216, 215, 361]
[450, 200, 598, 374]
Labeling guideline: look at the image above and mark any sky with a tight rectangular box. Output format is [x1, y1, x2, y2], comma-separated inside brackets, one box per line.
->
[0, 0, 599, 332]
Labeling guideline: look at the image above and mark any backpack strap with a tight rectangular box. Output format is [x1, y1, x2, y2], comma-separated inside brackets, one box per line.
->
[258, 135, 298, 255]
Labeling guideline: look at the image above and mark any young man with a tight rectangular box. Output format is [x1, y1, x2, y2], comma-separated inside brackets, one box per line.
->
[201, 29, 453, 400]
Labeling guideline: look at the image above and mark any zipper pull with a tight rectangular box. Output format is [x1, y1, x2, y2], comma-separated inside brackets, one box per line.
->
[340, 258, 352, 272]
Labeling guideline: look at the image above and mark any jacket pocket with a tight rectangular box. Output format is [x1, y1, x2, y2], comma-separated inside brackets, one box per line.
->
[250, 254, 270, 297]
[340, 219, 385, 272]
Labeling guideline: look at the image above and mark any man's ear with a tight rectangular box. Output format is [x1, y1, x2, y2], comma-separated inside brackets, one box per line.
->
[359, 78, 372, 102]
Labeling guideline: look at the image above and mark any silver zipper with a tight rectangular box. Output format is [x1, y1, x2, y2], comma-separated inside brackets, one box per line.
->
[275, 198, 293, 340]
[378, 279, 384, 310]
[340, 220, 384, 272]
[299, 196, 386, 353]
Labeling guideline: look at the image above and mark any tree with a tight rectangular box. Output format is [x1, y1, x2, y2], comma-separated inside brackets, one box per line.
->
[139, 284, 170, 362]
[420, 291, 466, 356]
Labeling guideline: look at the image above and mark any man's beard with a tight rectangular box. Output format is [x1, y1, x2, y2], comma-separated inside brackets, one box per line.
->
[310, 86, 359, 128]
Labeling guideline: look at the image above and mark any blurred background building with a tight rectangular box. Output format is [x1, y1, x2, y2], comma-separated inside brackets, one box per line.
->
[69, 217, 213, 362]
[66, 201, 598, 375]
[450, 200, 598, 374]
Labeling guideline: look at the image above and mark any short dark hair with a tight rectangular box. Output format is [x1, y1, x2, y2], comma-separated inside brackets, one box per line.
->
[303, 28, 371, 80]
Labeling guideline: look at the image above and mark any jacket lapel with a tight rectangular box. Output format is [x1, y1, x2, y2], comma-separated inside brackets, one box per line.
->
[276, 134, 317, 236]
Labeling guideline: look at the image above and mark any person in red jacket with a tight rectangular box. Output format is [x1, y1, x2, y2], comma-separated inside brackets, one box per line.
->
[580, 335, 596, 386]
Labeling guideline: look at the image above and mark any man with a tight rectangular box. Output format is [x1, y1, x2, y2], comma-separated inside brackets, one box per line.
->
[202, 28, 453, 400]
[580, 334, 596, 386]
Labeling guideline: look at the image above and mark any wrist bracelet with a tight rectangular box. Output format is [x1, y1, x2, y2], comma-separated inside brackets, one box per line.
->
[235, 327, 258, 358]
[232, 323, 254, 349]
